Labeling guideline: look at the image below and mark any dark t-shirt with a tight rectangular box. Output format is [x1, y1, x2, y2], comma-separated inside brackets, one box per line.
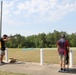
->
[0, 38, 5, 51]
[58, 38, 66, 49]
[57, 38, 69, 55]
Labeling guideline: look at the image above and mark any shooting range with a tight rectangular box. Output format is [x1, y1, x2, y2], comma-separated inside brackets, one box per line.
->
[0, 1, 74, 66]
[0, 1, 76, 75]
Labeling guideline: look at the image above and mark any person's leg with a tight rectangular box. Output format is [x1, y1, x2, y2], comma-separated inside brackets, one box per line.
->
[58, 54, 63, 72]
[63, 55, 66, 69]
[0, 51, 5, 63]
[62, 55, 68, 72]
[60, 55, 63, 69]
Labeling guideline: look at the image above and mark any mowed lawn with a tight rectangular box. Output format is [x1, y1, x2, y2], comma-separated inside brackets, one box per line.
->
[6, 48, 76, 64]
[0, 71, 28, 75]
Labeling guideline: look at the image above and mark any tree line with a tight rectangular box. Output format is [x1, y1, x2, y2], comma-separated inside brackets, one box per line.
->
[6, 30, 76, 48]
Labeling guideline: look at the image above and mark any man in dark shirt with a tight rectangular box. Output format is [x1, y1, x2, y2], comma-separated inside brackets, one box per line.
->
[57, 34, 69, 72]
[0, 34, 9, 64]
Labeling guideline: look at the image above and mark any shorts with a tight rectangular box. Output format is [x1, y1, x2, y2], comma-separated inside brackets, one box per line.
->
[59, 54, 66, 62]
[0, 50, 5, 55]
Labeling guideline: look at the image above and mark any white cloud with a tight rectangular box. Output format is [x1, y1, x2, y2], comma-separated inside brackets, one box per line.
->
[2, 0, 76, 24]
[1, 0, 76, 36]
[17, 1, 31, 11]
[3, 1, 14, 14]
[48, 0, 76, 21]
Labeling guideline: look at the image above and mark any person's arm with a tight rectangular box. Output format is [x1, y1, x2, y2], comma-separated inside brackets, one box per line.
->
[57, 45, 59, 53]
[3, 37, 10, 41]
[57, 41, 59, 53]
[66, 40, 70, 53]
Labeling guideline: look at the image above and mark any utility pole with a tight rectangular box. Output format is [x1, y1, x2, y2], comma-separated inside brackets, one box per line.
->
[0, 1, 3, 38]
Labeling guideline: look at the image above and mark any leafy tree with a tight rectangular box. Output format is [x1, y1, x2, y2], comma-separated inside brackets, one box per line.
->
[6, 30, 76, 48]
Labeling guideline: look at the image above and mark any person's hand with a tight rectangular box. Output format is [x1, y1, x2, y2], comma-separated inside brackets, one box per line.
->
[8, 36, 14, 39]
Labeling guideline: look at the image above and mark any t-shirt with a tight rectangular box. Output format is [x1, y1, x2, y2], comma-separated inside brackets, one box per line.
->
[57, 38, 69, 55]
[0, 41, 1, 48]
[0, 38, 6, 51]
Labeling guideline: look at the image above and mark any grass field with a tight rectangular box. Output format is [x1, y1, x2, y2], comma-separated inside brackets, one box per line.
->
[6, 48, 76, 64]
[0, 71, 27, 75]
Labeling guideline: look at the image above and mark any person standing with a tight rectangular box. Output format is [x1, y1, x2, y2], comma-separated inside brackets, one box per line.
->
[65, 40, 69, 71]
[57, 34, 69, 72]
[0, 34, 9, 64]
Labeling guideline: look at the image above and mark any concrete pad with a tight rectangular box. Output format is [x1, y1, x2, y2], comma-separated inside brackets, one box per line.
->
[0, 62, 76, 75]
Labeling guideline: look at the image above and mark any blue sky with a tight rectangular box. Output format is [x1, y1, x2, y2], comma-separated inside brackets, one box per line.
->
[1, 0, 76, 36]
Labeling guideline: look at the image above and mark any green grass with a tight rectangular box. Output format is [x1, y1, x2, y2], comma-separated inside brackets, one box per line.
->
[0, 71, 28, 75]
[6, 48, 76, 64]
[1, 48, 76, 75]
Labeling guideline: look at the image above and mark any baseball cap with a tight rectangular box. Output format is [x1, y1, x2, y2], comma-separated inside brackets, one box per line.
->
[61, 34, 65, 38]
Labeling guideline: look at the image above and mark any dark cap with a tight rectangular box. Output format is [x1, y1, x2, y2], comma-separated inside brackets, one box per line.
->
[3, 34, 8, 39]
[3, 34, 8, 37]
[61, 34, 65, 38]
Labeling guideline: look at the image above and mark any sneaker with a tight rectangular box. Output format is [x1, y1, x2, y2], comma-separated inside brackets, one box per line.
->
[1, 61, 5, 64]
[58, 68, 63, 72]
[65, 68, 69, 72]
[0, 62, 3, 65]
[62, 68, 68, 72]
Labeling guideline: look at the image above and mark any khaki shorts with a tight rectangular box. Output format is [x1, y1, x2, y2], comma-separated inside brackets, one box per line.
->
[0, 50, 5, 55]
[59, 54, 66, 62]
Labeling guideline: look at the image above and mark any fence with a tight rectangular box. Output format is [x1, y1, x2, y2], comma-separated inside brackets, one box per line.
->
[5, 48, 73, 68]
[40, 49, 73, 67]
